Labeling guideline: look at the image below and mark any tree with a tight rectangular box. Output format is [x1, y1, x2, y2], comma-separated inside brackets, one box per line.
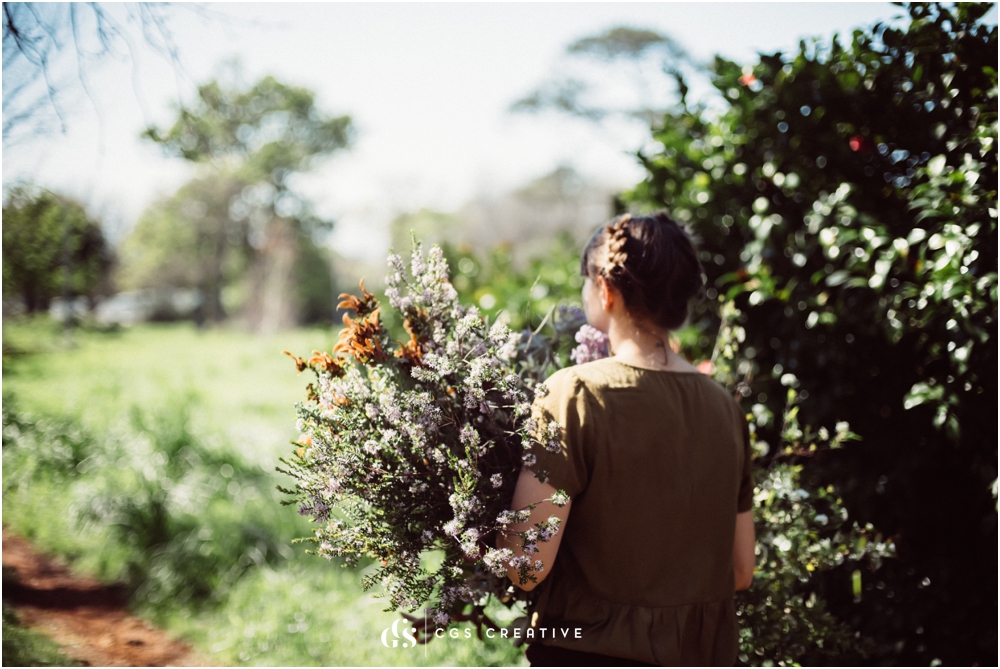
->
[142, 73, 353, 182]
[117, 172, 249, 323]
[142, 71, 353, 331]
[2, 186, 113, 314]
[623, 3, 996, 664]
[512, 25, 700, 127]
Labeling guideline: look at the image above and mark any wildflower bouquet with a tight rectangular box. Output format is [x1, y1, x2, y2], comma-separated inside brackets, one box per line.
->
[280, 244, 594, 636]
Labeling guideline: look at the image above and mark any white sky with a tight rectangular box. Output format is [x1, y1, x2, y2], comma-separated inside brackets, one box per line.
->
[2, 2, 923, 260]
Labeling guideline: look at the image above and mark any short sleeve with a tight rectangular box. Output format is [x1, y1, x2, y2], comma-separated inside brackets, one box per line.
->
[526, 369, 594, 499]
[737, 411, 755, 513]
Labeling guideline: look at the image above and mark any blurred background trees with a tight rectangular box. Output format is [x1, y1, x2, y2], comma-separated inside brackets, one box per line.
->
[133, 71, 353, 331]
[619, 3, 996, 664]
[117, 173, 250, 324]
[512, 25, 700, 127]
[2, 187, 113, 315]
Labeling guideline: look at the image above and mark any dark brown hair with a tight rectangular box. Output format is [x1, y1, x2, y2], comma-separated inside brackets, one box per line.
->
[581, 211, 704, 331]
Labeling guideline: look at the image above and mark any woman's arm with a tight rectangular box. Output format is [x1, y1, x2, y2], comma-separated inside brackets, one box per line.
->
[733, 509, 756, 591]
[496, 467, 572, 592]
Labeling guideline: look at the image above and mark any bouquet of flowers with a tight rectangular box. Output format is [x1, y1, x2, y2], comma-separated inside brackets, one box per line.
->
[280, 244, 605, 638]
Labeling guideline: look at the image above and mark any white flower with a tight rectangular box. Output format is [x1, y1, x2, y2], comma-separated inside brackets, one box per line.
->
[497, 333, 521, 361]
[550, 490, 570, 507]
[482, 548, 514, 576]
[488, 321, 511, 344]
[458, 425, 477, 447]
[510, 555, 531, 569]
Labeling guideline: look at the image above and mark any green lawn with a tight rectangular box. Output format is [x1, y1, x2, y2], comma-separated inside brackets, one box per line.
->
[2, 317, 527, 667]
[2, 318, 338, 468]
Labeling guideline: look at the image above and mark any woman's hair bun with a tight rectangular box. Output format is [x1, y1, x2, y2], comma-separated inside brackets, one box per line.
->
[581, 211, 704, 331]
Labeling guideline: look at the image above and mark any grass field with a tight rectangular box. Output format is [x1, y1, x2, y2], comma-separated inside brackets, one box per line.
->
[2, 317, 528, 666]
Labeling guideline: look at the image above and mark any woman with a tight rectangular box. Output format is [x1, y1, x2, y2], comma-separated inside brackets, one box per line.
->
[498, 212, 756, 666]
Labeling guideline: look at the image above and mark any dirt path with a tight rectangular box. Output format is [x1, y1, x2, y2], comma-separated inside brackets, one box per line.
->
[2, 529, 210, 666]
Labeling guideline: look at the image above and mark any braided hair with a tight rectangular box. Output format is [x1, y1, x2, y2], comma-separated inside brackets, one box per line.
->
[581, 212, 704, 331]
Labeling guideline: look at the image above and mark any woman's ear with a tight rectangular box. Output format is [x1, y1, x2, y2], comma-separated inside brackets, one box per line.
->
[598, 276, 614, 311]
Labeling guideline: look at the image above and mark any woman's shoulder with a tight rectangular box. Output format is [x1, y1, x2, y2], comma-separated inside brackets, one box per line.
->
[689, 374, 746, 424]
[541, 358, 630, 397]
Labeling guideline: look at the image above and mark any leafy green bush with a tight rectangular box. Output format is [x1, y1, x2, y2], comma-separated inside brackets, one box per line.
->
[708, 304, 894, 666]
[624, 3, 997, 664]
[444, 232, 586, 333]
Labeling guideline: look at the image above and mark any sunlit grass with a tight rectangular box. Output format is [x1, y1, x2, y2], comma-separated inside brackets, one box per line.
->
[3, 317, 337, 468]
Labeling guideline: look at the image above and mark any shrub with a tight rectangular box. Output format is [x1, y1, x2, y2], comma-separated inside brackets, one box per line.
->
[624, 3, 997, 663]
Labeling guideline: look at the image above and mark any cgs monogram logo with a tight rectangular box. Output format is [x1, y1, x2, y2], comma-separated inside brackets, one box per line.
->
[380, 618, 417, 649]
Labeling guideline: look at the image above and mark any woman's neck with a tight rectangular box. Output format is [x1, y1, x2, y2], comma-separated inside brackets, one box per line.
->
[607, 318, 698, 373]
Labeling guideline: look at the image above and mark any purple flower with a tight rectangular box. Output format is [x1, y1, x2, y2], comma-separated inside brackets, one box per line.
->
[570, 325, 610, 364]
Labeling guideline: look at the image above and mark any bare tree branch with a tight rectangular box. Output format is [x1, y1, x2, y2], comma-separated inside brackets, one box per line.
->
[2, 2, 204, 143]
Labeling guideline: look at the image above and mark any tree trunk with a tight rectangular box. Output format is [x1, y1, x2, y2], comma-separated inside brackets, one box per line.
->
[202, 222, 228, 324]
[243, 218, 298, 334]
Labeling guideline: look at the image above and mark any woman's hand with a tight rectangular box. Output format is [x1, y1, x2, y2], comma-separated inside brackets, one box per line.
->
[733, 510, 756, 591]
[496, 467, 572, 592]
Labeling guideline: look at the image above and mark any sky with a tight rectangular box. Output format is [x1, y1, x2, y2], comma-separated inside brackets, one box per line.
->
[2, 2, 926, 261]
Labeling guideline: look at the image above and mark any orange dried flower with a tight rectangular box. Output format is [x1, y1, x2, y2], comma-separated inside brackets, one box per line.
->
[394, 317, 425, 367]
[335, 309, 388, 365]
[282, 349, 307, 373]
[337, 279, 379, 317]
[308, 350, 346, 377]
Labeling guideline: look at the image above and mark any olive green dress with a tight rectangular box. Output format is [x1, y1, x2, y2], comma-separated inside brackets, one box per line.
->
[525, 358, 754, 666]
